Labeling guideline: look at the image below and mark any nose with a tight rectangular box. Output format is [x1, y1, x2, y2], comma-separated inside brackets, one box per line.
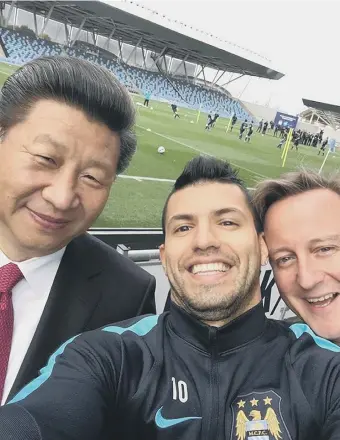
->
[41, 170, 80, 212]
[193, 221, 220, 252]
[296, 258, 325, 291]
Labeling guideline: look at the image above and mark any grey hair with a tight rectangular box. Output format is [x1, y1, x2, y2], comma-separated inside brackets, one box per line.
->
[252, 168, 340, 231]
[0, 56, 136, 174]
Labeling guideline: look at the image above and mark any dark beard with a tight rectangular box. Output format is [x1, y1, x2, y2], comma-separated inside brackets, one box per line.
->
[170, 264, 260, 325]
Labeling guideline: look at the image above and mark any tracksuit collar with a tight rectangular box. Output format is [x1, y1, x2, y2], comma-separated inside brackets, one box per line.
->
[168, 301, 267, 354]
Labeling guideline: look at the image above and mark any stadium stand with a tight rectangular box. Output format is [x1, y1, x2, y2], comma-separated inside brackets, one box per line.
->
[0, 27, 249, 119]
[301, 99, 340, 130]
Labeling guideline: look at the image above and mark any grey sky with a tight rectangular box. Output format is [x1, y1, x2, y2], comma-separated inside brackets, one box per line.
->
[114, 0, 339, 114]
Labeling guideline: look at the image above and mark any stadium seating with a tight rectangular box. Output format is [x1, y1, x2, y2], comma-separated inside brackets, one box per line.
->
[0, 28, 250, 119]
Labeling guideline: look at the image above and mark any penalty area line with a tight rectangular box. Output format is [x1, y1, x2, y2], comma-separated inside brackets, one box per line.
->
[118, 174, 175, 183]
[119, 175, 254, 191]
[136, 125, 269, 180]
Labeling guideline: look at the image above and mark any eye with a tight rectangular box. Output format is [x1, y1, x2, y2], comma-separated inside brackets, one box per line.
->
[36, 155, 56, 165]
[276, 256, 294, 266]
[83, 174, 102, 186]
[317, 246, 335, 255]
[174, 225, 192, 233]
[220, 220, 237, 227]
[84, 174, 98, 182]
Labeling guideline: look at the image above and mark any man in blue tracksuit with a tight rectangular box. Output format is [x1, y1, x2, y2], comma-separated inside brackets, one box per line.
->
[1, 156, 340, 440]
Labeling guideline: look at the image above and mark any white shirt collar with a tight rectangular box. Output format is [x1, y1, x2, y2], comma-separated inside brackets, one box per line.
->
[0, 247, 66, 297]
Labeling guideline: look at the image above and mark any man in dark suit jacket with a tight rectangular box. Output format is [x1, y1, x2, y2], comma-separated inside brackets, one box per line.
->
[0, 57, 155, 406]
[7, 234, 155, 401]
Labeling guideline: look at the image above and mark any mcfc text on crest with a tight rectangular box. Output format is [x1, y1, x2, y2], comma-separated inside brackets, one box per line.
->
[231, 390, 292, 440]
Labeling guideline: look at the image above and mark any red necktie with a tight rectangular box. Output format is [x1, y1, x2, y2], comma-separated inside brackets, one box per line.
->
[0, 263, 23, 401]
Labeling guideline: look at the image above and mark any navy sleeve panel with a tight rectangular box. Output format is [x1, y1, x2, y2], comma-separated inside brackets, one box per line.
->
[288, 324, 340, 432]
[322, 399, 340, 440]
[0, 404, 42, 440]
[0, 331, 122, 440]
[0, 314, 160, 440]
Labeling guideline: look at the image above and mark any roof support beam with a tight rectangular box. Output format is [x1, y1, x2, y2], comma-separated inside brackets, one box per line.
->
[322, 111, 335, 129]
[212, 69, 220, 85]
[33, 7, 38, 35]
[154, 46, 168, 64]
[221, 73, 245, 87]
[150, 45, 168, 73]
[141, 46, 147, 69]
[5, 1, 15, 27]
[183, 59, 188, 80]
[125, 36, 143, 64]
[64, 22, 70, 46]
[195, 65, 206, 79]
[163, 55, 169, 75]
[40, 4, 55, 36]
[14, 5, 18, 27]
[70, 17, 86, 47]
[105, 26, 116, 50]
[316, 115, 326, 125]
[237, 76, 251, 100]
[221, 72, 234, 87]
[117, 37, 123, 61]
[213, 70, 226, 85]
[168, 56, 174, 75]
[172, 54, 188, 76]
[91, 30, 97, 46]
[201, 67, 207, 86]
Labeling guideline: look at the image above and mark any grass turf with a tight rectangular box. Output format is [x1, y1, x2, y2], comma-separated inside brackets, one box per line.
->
[0, 62, 338, 228]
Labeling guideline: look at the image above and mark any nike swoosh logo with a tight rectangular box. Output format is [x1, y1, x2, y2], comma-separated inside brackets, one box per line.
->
[155, 406, 202, 429]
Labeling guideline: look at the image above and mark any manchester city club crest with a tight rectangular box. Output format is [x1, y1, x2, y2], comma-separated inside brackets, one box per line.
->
[230, 391, 292, 440]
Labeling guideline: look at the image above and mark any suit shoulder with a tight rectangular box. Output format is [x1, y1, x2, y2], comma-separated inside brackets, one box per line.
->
[72, 234, 153, 282]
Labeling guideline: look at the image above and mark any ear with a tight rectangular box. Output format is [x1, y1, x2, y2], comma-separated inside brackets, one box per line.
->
[159, 244, 167, 276]
[258, 233, 269, 266]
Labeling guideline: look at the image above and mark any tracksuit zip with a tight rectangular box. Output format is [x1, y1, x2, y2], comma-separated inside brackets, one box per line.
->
[205, 327, 219, 439]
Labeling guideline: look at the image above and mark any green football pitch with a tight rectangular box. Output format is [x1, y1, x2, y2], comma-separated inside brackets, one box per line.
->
[0, 62, 338, 228]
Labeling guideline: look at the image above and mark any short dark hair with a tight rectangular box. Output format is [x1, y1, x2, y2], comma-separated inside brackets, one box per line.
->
[0, 56, 136, 174]
[161, 155, 261, 236]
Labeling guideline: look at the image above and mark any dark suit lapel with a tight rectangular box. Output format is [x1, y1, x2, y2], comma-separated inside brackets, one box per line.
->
[8, 235, 104, 401]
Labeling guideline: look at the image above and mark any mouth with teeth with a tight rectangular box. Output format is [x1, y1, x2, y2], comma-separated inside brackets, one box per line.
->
[188, 262, 232, 282]
[306, 292, 339, 308]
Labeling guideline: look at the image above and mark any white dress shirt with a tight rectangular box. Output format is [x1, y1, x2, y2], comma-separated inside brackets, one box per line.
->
[0, 247, 65, 405]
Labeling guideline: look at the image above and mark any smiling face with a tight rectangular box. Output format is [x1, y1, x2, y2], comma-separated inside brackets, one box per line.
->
[264, 189, 340, 343]
[0, 99, 120, 261]
[160, 182, 268, 326]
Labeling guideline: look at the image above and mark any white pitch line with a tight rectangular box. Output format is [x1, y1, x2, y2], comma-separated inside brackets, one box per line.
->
[118, 174, 175, 183]
[118, 175, 255, 191]
[136, 125, 269, 180]
[0, 67, 17, 76]
[137, 124, 210, 157]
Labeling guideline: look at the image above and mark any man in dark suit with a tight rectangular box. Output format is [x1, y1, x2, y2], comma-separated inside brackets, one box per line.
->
[0, 57, 155, 405]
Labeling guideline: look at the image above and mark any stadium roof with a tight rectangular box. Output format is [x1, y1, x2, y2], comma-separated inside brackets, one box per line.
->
[302, 98, 340, 130]
[11, 0, 284, 80]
